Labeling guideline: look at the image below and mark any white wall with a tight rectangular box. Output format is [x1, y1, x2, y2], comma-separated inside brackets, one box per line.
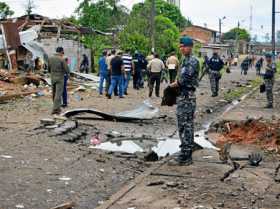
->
[39, 38, 91, 72]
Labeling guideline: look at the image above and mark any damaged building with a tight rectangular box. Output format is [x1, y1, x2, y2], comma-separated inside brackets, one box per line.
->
[0, 14, 111, 72]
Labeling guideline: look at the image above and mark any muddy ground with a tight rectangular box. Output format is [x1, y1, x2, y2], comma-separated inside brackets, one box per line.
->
[0, 67, 278, 209]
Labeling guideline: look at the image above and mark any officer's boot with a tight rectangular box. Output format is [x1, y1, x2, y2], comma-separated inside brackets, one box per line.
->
[175, 149, 193, 166]
[265, 103, 273, 109]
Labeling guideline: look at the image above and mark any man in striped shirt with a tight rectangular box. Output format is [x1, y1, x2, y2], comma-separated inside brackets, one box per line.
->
[122, 49, 134, 95]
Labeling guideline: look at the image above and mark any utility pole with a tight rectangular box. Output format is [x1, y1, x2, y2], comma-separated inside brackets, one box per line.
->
[218, 16, 226, 43]
[272, 0, 276, 56]
[151, 0, 156, 52]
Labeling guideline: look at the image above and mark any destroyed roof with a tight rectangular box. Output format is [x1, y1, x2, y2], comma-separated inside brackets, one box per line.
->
[0, 14, 112, 36]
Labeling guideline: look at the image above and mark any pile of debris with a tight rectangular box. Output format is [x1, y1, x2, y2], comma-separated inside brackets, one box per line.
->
[212, 119, 280, 152]
[0, 69, 52, 101]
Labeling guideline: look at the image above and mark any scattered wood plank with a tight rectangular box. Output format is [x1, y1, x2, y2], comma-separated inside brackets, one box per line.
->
[150, 172, 192, 178]
[49, 201, 76, 209]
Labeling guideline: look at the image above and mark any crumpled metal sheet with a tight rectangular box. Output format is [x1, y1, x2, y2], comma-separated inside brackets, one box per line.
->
[22, 40, 48, 62]
[0, 26, 38, 49]
[62, 101, 159, 121]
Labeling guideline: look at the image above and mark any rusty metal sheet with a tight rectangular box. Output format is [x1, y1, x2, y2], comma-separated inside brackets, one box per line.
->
[2, 23, 21, 49]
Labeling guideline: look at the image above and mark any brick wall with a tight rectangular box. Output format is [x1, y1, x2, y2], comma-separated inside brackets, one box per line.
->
[181, 26, 216, 44]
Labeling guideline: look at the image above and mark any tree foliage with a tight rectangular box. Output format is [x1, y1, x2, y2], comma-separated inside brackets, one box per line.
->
[223, 27, 251, 41]
[119, 0, 183, 56]
[131, 0, 191, 30]
[76, 0, 129, 31]
[0, 2, 14, 19]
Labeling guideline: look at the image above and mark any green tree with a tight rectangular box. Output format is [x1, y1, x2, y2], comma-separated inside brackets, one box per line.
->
[119, 14, 179, 56]
[154, 15, 179, 56]
[264, 33, 270, 43]
[276, 30, 280, 44]
[0, 2, 14, 19]
[76, 0, 129, 72]
[131, 0, 191, 30]
[76, 0, 128, 31]
[223, 27, 251, 41]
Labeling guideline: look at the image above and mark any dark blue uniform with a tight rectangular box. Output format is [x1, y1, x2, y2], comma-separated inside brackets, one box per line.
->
[177, 55, 200, 156]
[208, 55, 224, 96]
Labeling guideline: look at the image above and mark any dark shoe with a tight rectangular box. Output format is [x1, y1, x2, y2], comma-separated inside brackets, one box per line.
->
[61, 104, 68, 108]
[99, 92, 103, 95]
[119, 96, 125, 99]
[124, 91, 128, 95]
[175, 151, 193, 166]
[211, 93, 218, 97]
[107, 95, 112, 99]
[265, 104, 273, 109]
[51, 109, 61, 115]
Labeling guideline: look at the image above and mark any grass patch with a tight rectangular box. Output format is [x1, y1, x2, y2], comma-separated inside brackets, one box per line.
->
[224, 77, 262, 102]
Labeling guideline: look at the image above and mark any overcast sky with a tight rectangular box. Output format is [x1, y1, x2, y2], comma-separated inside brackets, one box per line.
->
[3, 0, 280, 40]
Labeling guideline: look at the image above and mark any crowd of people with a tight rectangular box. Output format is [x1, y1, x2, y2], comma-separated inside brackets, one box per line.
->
[97, 49, 180, 99]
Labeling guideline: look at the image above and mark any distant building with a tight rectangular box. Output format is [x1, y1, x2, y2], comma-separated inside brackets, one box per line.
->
[200, 44, 233, 59]
[181, 25, 218, 44]
[166, 0, 180, 8]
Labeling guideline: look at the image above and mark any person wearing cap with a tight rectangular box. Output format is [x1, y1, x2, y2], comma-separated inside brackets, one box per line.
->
[207, 52, 224, 97]
[262, 53, 276, 108]
[48, 47, 70, 114]
[169, 36, 200, 165]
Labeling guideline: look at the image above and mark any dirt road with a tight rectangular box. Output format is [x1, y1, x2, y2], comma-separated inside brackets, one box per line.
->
[1, 66, 275, 209]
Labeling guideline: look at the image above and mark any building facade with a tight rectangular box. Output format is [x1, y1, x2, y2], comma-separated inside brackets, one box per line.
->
[181, 25, 218, 44]
[166, 0, 180, 8]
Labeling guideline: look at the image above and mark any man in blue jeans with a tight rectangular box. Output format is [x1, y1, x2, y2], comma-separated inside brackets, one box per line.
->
[98, 51, 108, 95]
[122, 49, 133, 95]
[107, 51, 124, 99]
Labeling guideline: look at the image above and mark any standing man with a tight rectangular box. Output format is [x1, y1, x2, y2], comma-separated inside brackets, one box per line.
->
[48, 47, 69, 114]
[262, 53, 276, 108]
[122, 49, 133, 95]
[255, 57, 264, 76]
[133, 51, 147, 90]
[166, 52, 180, 83]
[107, 51, 124, 99]
[80, 54, 89, 74]
[169, 36, 200, 165]
[241, 57, 250, 75]
[207, 52, 224, 97]
[106, 49, 118, 96]
[62, 57, 69, 108]
[148, 53, 165, 97]
[98, 51, 108, 95]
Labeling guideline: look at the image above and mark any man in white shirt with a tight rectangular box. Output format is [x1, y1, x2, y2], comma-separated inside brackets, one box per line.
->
[147, 53, 165, 97]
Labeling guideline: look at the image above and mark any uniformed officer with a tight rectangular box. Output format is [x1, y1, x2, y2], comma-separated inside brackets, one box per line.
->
[169, 36, 200, 165]
[207, 52, 224, 97]
[255, 57, 264, 76]
[241, 57, 250, 75]
[262, 53, 276, 108]
[48, 47, 69, 114]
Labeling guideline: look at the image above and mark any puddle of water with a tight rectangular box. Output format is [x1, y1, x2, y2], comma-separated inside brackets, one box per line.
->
[90, 130, 219, 157]
[90, 141, 144, 154]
